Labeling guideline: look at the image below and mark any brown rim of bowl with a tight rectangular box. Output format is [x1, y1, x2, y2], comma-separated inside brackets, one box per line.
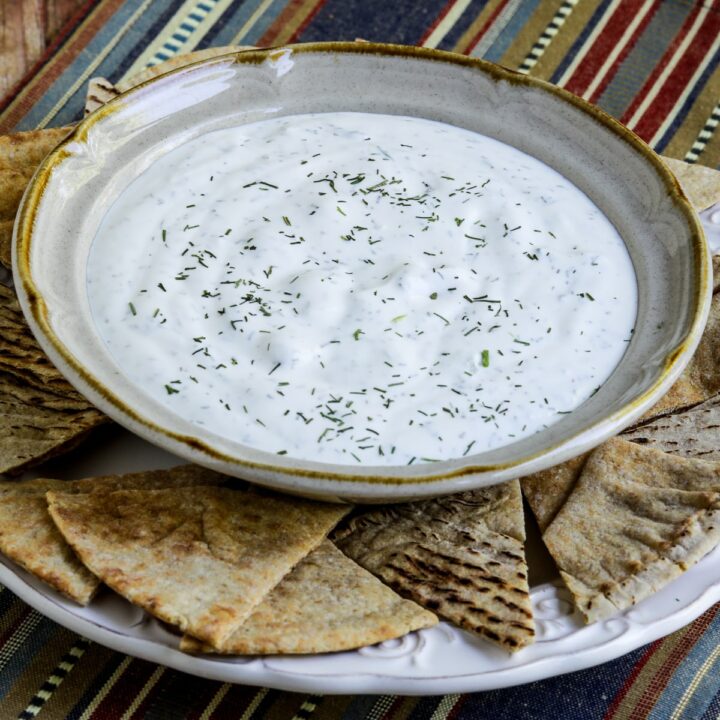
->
[14, 41, 711, 485]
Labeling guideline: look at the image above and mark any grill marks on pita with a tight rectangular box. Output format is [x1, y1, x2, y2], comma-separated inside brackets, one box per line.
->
[47, 485, 350, 647]
[334, 481, 534, 652]
[543, 438, 720, 623]
[622, 394, 720, 461]
[0, 284, 107, 476]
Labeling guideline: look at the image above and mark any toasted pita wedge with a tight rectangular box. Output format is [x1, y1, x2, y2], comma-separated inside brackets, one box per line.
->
[520, 452, 591, 532]
[334, 481, 534, 652]
[180, 540, 437, 655]
[663, 156, 720, 211]
[48, 486, 349, 647]
[622, 394, 720, 461]
[0, 465, 227, 604]
[544, 438, 720, 623]
[84, 77, 120, 115]
[0, 126, 71, 268]
[0, 284, 107, 475]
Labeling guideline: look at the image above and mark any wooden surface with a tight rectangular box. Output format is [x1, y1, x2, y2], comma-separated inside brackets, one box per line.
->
[0, 0, 84, 99]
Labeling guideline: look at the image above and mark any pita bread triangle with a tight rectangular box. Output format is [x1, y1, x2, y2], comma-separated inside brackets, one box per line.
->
[47, 485, 350, 647]
[622, 394, 720, 462]
[0, 284, 107, 476]
[543, 437, 720, 623]
[663, 157, 720, 211]
[334, 480, 534, 652]
[520, 452, 591, 532]
[0, 465, 227, 604]
[180, 540, 437, 655]
[0, 126, 71, 269]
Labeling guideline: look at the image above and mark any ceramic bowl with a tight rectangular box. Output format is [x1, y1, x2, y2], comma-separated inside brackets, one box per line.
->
[13, 43, 711, 502]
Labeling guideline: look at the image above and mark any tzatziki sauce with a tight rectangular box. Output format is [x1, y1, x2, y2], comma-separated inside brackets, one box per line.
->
[87, 112, 637, 466]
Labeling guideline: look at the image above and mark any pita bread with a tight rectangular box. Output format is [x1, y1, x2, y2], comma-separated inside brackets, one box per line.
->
[84, 78, 120, 115]
[622, 394, 720, 462]
[543, 437, 720, 623]
[0, 284, 107, 475]
[663, 156, 720, 211]
[48, 486, 349, 646]
[180, 540, 437, 655]
[520, 452, 591, 532]
[0, 465, 226, 604]
[334, 481, 534, 652]
[0, 126, 71, 268]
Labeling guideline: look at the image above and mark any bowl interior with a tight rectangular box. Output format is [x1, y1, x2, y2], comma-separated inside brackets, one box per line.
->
[13, 44, 709, 500]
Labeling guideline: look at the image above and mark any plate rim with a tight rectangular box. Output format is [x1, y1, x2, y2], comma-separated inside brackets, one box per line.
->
[2, 545, 719, 695]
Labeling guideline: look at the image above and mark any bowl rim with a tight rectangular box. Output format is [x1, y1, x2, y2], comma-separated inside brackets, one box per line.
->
[12, 41, 711, 491]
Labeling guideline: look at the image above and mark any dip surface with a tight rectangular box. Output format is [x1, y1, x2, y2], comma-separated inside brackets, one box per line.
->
[87, 112, 637, 466]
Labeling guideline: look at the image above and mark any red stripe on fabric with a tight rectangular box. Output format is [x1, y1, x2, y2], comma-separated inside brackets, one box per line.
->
[563, 0, 649, 96]
[0, 0, 99, 118]
[619, 1, 705, 124]
[630, 7, 720, 141]
[86, 658, 158, 719]
[464, 0, 511, 55]
[258, 0, 325, 46]
[288, 0, 330, 42]
[381, 696, 406, 719]
[0, 0, 125, 132]
[602, 638, 664, 719]
[419, 0, 461, 45]
[587, 0, 661, 103]
[447, 693, 470, 718]
[605, 605, 720, 720]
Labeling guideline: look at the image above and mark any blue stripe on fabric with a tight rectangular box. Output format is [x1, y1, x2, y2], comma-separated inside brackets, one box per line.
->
[482, 0, 542, 63]
[14, 0, 177, 130]
[108, 0, 183, 82]
[298, 0, 450, 45]
[450, 642, 650, 719]
[436, 0, 490, 52]
[38, 0, 189, 128]
[700, 684, 720, 720]
[549, 0, 615, 84]
[197, 0, 289, 49]
[647, 609, 720, 720]
[596, 0, 694, 119]
[0, 616, 72, 699]
[653, 42, 720, 153]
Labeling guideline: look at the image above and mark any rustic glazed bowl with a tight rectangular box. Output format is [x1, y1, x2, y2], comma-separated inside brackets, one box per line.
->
[13, 43, 711, 502]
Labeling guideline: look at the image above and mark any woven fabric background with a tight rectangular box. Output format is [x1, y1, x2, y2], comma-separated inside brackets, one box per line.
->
[1, 1, 720, 718]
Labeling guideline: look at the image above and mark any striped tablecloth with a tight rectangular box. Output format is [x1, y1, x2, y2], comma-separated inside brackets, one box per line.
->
[2, 1, 720, 718]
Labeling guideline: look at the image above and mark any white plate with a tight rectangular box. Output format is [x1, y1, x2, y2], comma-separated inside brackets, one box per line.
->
[4, 424, 720, 695]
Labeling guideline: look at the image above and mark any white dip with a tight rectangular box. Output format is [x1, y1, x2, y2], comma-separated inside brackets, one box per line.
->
[87, 112, 637, 466]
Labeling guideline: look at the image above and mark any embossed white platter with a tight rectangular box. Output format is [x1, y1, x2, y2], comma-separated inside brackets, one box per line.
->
[3, 413, 720, 695]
